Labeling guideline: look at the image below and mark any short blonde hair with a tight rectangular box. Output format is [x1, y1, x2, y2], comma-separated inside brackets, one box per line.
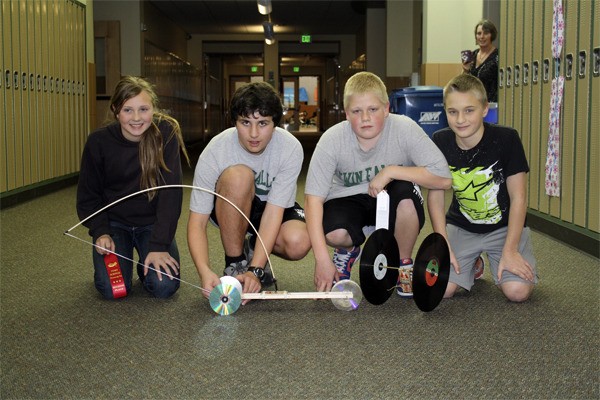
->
[443, 74, 488, 108]
[343, 71, 388, 109]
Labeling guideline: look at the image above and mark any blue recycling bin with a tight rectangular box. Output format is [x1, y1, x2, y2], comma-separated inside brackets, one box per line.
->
[484, 102, 499, 123]
[389, 86, 448, 137]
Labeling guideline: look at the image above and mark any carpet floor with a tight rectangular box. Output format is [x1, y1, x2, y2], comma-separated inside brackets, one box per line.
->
[1, 145, 598, 399]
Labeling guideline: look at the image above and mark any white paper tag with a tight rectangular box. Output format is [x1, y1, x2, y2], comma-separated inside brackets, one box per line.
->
[376, 190, 390, 230]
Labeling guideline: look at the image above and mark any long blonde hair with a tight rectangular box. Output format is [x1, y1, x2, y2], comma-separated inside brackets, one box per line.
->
[109, 76, 190, 200]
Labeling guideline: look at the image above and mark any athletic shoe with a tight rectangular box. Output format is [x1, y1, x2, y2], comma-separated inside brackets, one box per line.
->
[397, 258, 414, 297]
[332, 246, 361, 280]
[223, 259, 249, 277]
[474, 255, 485, 280]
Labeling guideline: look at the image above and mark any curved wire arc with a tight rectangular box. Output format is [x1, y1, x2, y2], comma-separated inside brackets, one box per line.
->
[64, 184, 276, 282]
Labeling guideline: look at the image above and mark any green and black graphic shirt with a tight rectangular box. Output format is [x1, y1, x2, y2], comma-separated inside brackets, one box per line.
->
[432, 124, 529, 233]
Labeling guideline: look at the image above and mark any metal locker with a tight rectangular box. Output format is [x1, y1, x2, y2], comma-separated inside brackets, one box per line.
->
[586, 0, 599, 232]
[528, 0, 545, 211]
[560, 0, 579, 223]
[521, 0, 534, 203]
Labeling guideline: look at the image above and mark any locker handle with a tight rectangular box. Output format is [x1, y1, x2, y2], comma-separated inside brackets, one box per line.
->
[14, 71, 19, 89]
[543, 59, 550, 83]
[593, 48, 599, 77]
[499, 68, 504, 88]
[30, 74, 35, 91]
[5, 70, 10, 89]
[514, 65, 520, 87]
[565, 54, 573, 80]
[578, 51, 586, 78]
[532, 60, 539, 84]
[43, 76, 48, 92]
[22, 72, 27, 90]
[506, 66, 512, 88]
[523, 63, 529, 86]
[37, 75, 42, 91]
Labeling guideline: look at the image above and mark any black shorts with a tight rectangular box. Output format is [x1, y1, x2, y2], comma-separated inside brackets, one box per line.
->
[211, 196, 305, 236]
[322, 180, 425, 246]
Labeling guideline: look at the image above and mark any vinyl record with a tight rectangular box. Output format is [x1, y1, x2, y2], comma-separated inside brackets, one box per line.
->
[359, 229, 400, 305]
[330, 279, 363, 311]
[412, 232, 450, 312]
[209, 283, 242, 315]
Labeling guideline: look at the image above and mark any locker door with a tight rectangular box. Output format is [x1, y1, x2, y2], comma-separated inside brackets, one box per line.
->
[538, 0, 554, 215]
[20, 0, 32, 186]
[584, 0, 599, 232]
[28, 0, 40, 184]
[6, 0, 24, 190]
[498, 0, 508, 124]
[529, 0, 545, 210]
[0, 0, 10, 192]
[40, 0, 51, 180]
[559, 0, 579, 223]
[521, 0, 533, 202]
[512, 0, 524, 143]
[505, 0, 516, 128]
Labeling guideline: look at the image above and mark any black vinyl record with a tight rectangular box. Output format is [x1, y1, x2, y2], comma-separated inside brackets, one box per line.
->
[412, 232, 450, 312]
[359, 229, 400, 305]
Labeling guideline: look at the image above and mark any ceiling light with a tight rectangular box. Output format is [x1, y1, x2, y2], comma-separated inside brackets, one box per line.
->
[257, 0, 272, 15]
[263, 21, 275, 45]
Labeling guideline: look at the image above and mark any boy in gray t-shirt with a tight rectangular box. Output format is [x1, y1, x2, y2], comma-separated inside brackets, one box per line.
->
[305, 72, 452, 296]
[188, 82, 310, 301]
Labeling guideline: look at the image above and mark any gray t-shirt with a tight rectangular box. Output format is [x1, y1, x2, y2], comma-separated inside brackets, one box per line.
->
[305, 113, 451, 201]
[190, 126, 303, 214]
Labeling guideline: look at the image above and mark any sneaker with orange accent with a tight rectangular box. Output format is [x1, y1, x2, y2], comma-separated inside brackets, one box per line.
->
[396, 258, 413, 297]
[474, 255, 485, 280]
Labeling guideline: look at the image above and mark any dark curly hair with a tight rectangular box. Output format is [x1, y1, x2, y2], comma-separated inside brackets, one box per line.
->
[229, 82, 283, 126]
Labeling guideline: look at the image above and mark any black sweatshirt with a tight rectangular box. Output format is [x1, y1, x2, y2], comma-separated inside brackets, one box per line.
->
[76, 121, 183, 252]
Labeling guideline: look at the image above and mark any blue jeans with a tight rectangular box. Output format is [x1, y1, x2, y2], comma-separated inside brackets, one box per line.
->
[92, 221, 180, 299]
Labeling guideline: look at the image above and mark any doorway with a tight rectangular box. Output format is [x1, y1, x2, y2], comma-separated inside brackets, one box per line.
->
[281, 76, 320, 133]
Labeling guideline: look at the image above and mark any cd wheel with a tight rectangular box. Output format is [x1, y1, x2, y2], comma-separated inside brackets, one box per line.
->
[331, 279, 363, 311]
[209, 283, 242, 315]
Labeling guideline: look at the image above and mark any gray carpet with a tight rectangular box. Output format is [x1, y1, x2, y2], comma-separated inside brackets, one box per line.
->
[1, 151, 599, 399]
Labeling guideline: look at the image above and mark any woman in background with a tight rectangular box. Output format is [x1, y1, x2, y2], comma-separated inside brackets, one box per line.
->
[462, 19, 499, 103]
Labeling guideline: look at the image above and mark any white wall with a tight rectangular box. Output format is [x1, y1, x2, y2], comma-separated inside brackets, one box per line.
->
[423, 0, 482, 64]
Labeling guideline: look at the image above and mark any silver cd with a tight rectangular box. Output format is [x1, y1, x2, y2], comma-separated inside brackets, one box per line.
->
[331, 279, 362, 311]
[209, 283, 242, 315]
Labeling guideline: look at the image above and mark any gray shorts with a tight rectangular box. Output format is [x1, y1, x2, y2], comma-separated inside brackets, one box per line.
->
[446, 225, 538, 290]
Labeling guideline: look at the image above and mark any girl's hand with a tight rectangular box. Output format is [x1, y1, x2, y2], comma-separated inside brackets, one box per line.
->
[144, 251, 180, 281]
[95, 234, 115, 255]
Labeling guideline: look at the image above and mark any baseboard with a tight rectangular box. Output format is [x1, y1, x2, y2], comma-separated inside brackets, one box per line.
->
[0, 174, 79, 210]
[527, 210, 599, 259]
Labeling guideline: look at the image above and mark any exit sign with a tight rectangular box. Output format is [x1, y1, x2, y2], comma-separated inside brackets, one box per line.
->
[293, 66, 300, 72]
[301, 35, 311, 43]
[250, 66, 258, 72]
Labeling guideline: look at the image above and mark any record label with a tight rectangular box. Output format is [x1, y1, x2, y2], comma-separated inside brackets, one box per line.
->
[425, 259, 439, 286]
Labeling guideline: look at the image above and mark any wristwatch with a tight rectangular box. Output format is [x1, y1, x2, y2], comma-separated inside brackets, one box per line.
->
[247, 266, 265, 280]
